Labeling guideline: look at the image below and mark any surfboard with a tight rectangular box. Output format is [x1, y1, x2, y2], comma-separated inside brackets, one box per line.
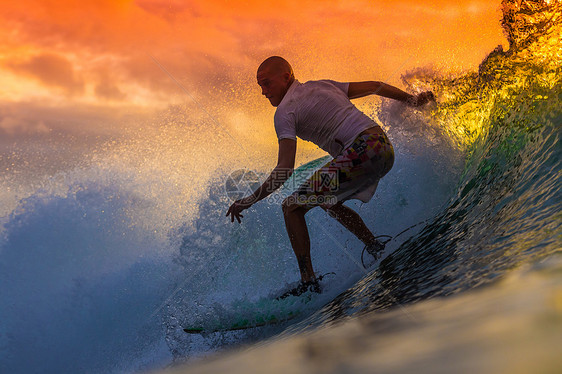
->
[183, 285, 319, 334]
[183, 309, 300, 334]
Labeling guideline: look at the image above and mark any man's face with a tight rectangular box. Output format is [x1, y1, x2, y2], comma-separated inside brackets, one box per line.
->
[257, 68, 291, 107]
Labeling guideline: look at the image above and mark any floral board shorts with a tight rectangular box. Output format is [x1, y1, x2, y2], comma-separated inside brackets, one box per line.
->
[288, 130, 394, 210]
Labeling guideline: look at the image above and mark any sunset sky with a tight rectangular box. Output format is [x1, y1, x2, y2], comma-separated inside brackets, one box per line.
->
[0, 0, 507, 140]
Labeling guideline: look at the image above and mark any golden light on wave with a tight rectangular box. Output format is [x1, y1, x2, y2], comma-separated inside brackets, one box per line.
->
[427, 0, 562, 150]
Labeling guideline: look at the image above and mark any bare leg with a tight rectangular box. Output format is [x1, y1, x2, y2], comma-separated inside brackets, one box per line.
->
[282, 200, 315, 283]
[325, 202, 377, 246]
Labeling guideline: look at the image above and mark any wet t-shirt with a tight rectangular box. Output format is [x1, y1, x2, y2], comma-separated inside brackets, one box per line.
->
[274, 79, 378, 157]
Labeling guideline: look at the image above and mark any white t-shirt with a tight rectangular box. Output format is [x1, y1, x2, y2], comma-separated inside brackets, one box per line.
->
[274, 79, 378, 157]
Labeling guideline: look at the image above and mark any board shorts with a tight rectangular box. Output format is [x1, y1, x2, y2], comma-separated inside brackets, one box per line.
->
[287, 128, 394, 210]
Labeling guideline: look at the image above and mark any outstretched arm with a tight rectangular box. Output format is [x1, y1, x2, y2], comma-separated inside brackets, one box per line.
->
[245, 138, 296, 204]
[226, 138, 297, 223]
[347, 81, 434, 106]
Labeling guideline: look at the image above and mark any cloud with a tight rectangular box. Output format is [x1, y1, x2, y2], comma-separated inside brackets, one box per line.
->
[0, 101, 152, 139]
[94, 70, 127, 100]
[135, 0, 201, 20]
[0, 115, 49, 136]
[8, 53, 85, 96]
[0, 0, 506, 121]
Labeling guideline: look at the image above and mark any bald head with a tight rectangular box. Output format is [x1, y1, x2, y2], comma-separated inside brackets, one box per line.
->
[256, 56, 295, 107]
[257, 56, 294, 79]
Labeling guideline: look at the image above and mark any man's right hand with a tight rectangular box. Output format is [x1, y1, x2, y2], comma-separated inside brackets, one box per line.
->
[409, 91, 435, 107]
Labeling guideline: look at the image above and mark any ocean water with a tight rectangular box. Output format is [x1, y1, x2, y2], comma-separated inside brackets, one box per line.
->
[1, 1, 561, 373]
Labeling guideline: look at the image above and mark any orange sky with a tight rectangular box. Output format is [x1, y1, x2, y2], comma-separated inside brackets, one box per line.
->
[0, 0, 507, 138]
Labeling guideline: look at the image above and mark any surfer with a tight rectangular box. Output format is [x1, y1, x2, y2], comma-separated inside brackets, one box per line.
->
[226, 56, 434, 294]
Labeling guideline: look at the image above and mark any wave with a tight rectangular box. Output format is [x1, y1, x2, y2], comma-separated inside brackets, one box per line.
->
[0, 1, 560, 372]
[293, 0, 562, 327]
